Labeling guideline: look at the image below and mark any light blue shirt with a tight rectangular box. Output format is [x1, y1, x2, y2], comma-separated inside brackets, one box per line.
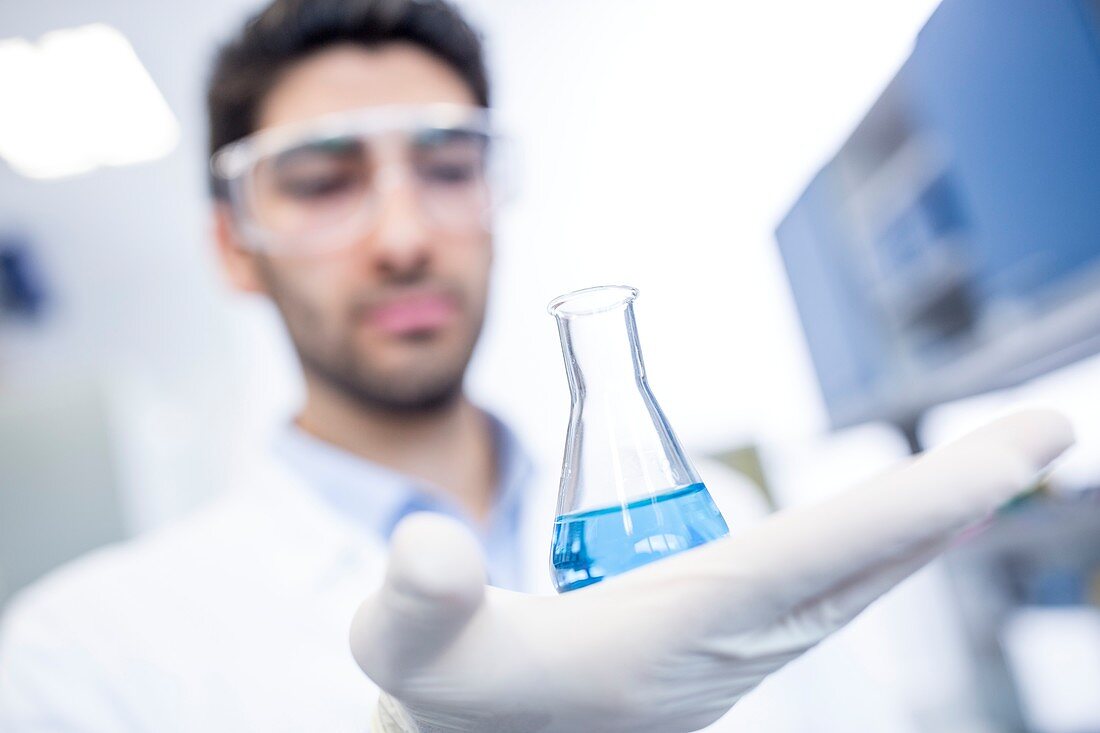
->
[270, 413, 534, 591]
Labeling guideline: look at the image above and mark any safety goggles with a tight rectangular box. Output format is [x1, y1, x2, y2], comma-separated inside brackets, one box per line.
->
[210, 104, 508, 255]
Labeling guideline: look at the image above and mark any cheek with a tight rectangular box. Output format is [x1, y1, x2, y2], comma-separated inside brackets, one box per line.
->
[445, 231, 493, 290]
[265, 256, 356, 334]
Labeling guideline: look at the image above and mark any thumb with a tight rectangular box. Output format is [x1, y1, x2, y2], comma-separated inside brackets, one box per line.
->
[350, 512, 487, 694]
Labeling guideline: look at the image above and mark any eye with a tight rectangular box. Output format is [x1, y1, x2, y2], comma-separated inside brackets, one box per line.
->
[418, 161, 480, 184]
[413, 127, 489, 186]
[278, 171, 362, 199]
[264, 137, 367, 200]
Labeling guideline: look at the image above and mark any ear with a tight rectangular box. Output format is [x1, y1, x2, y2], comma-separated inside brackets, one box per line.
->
[212, 203, 267, 295]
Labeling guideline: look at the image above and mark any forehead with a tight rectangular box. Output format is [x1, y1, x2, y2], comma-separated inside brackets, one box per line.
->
[257, 42, 479, 131]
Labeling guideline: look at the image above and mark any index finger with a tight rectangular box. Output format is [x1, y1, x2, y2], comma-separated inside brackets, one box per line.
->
[629, 408, 1074, 624]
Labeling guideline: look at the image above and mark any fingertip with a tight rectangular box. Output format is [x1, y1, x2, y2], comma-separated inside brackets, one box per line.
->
[979, 408, 1076, 472]
[387, 512, 487, 607]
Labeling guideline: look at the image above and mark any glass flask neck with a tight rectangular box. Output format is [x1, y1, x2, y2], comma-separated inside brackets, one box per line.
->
[556, 300, 648, 405]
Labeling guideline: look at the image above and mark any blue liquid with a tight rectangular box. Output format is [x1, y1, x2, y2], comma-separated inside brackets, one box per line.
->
[551, 482, 729, 593]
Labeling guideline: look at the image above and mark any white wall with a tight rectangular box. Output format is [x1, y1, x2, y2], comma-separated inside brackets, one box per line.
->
[463, 0, 948, 458]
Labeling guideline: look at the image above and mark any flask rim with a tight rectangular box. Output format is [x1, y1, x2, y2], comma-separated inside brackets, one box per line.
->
[546, 284, 639, 318]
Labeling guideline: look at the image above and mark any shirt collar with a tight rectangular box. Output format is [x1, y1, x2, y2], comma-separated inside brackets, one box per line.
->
[270, 410, 533, 544]
[484, 411, 534, 527]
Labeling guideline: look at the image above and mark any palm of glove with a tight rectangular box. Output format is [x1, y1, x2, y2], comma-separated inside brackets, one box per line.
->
[352, 410, 1074, 733]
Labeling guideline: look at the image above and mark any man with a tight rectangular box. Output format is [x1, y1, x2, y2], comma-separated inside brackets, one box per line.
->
[1, 1, 544, 728]
[0, 1, 1075, 731]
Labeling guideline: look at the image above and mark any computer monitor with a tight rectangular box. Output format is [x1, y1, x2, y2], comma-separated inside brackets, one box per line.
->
[776, 0, 1100, 433]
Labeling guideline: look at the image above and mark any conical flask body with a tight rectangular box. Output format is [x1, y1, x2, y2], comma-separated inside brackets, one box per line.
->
[547, 285, 728, 592]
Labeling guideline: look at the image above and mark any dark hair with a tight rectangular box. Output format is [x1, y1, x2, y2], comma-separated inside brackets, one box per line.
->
[206, 0, 490, 197]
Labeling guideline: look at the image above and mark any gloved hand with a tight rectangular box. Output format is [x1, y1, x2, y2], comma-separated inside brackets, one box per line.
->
[351, 409, 1074, 733]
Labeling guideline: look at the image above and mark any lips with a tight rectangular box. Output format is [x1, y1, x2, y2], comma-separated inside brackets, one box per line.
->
[363, 292, 459, 336]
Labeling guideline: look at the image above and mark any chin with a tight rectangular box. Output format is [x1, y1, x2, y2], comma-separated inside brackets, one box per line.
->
[377, 376, 465, 412]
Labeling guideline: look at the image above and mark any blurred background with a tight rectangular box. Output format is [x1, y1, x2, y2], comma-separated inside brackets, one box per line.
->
[1, 0, 1099, 731]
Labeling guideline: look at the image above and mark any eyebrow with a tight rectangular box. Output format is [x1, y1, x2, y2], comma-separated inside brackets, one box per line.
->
[272, 136, 363, 165]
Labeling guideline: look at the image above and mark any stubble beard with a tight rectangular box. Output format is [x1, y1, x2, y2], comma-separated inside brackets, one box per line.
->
[258, 263, 485, 416]
[296, 326, 479, 415]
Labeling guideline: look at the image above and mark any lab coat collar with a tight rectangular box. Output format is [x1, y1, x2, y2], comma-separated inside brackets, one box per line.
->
[221, 450, 389, 594]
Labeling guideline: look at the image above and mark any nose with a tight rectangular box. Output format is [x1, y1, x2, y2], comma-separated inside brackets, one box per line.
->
[368, 164, 432, 279]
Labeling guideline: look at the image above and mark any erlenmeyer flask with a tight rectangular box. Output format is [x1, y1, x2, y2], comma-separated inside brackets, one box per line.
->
[548, 285, 729, 592]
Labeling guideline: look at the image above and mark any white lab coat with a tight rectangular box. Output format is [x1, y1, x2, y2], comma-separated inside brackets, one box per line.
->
[0, 448, 918, 732]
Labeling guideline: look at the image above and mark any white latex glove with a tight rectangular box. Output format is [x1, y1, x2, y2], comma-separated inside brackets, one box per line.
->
[351, 409, 1074, 733]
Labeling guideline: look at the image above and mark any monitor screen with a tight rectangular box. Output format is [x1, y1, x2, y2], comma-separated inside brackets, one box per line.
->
[776, 0, 1100, 430]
